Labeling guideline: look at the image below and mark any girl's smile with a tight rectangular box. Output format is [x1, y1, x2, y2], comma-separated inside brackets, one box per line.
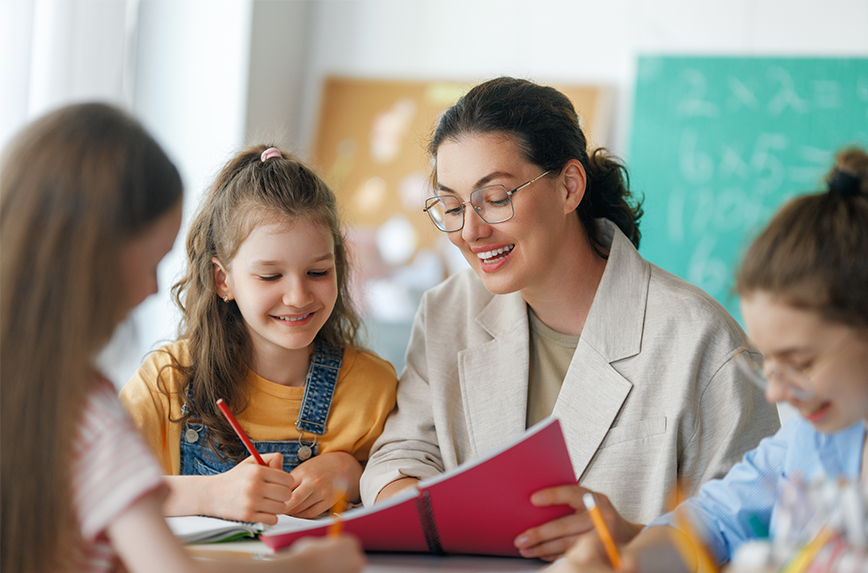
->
[214, 216, 338, 386]
[742, 291, 868, 434]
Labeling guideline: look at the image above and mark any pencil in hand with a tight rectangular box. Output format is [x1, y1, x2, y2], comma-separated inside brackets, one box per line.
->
[216, 398, 266, 466]
[583, 492, 622, 569]
[328, 478, 349, 537]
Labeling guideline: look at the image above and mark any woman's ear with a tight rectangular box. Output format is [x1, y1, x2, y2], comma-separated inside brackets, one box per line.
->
[562, 159, 587, 214]
[212, 257, 232, 301]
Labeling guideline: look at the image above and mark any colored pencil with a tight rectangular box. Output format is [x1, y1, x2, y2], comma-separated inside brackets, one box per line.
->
[583, 492, 622, 569]
[328, 479, 349, 537]
[216, 398, 266, 466]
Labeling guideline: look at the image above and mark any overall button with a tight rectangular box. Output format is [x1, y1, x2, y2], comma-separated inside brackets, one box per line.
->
[185, 427, 199, 443]
[297, 445, 312, 461]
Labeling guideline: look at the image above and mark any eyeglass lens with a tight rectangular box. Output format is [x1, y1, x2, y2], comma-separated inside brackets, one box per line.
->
[424, 185, 514, 232]
[735, 350, 814, 401]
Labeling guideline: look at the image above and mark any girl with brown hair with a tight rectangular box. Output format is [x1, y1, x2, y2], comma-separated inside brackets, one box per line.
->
[120, 145, 398, 524]
[0, 103, 363, 572]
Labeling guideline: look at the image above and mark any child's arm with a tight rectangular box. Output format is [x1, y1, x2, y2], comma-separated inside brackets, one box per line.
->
[107, 488, 365, 573]
[284, 451, 363, 518]
[513, 485, 643, 562]
[163, 452, 294, 525]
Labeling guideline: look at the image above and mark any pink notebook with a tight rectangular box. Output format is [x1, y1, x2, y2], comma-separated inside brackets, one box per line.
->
[261, 417, 576, 557]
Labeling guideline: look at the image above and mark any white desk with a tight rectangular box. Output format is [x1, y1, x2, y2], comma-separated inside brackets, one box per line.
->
[188, 540, 549, 572]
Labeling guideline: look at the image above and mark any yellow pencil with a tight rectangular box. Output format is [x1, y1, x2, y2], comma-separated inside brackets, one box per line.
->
[583, 492, 622, 569]
[327, 479, 349, 537]
[780, 528, 831, 573]
[672, 506, 719, 573]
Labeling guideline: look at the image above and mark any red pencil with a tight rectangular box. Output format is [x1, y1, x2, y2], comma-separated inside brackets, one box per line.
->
[216, 398, 266, 466]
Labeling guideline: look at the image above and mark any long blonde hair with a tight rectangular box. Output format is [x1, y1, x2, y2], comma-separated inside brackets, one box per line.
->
[0, 103, 183, 572]
[166, 145, 361, 461]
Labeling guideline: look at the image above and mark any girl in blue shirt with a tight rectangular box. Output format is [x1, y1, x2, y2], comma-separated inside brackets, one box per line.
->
[554, 147, 868, 572]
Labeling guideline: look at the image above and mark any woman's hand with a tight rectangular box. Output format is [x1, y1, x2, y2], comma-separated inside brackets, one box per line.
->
[285, 451, 363, 518]
[513, 484, 643, 561]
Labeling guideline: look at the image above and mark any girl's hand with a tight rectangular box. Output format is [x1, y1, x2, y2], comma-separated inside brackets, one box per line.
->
[513, 485, 643, 561]
[285, 451, 362, 518]
[285, 534, 366, 573]
[204, 452, 294, 525]
[109, 487, 365, 573]
[552, 530, 641, 573]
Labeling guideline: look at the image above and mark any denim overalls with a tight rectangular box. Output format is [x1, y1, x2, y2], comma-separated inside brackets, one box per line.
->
[179, 340, 343, 475]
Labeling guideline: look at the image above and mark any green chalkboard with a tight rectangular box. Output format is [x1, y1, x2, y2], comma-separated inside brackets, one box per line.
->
[629, 56, 868, 323]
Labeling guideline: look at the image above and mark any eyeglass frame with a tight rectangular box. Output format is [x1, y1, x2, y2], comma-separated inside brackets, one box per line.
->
[422, 170, 552, 233]
[734, 331, 856, 402]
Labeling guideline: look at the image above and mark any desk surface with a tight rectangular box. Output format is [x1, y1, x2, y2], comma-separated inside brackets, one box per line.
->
[188, 540, 549, 572]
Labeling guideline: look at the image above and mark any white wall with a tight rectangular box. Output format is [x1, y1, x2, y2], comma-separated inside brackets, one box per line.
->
[100, 0, 255, 386]
[1, 0, 254, 388]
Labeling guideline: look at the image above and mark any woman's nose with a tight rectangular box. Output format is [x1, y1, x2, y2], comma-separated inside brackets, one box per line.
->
[461, 206, 490, 243]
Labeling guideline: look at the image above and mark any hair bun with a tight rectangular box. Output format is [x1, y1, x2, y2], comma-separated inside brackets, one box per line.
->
[828, 167, 862, 197]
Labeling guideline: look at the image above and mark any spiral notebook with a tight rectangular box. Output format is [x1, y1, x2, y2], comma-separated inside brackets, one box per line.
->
[260, 417, 576, 557]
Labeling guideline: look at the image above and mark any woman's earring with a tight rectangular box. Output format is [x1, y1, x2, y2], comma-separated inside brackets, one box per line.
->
[222, 295, 229, 303]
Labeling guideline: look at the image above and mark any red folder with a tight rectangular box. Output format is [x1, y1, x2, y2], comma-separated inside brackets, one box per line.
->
[261, 417, 576, 556]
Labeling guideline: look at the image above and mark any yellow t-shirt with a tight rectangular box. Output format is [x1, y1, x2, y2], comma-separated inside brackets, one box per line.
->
[119, 340, 398, 475]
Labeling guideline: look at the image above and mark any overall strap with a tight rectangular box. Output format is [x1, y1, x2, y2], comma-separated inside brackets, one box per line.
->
[295, 340, 343, 436]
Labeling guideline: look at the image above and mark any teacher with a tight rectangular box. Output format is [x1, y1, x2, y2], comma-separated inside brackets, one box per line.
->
[360, 77, 780, 560]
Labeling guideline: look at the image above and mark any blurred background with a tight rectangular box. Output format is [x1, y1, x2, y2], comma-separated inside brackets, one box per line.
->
[2, 1, 867, 433]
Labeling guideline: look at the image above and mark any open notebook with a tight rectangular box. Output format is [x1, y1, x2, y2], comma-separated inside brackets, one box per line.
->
[262, 416, 576, 557]
[167, 514, 311, 544]
[168, 418, 575, 555]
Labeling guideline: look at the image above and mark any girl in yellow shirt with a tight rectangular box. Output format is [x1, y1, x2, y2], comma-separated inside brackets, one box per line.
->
[121, 146, 398, 525]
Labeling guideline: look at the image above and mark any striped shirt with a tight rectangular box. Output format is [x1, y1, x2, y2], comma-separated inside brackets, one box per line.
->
[71, 375, 165, 572]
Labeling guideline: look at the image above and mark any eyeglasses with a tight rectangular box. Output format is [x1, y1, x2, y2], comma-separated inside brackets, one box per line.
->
[734, 333, 855, 402]
[423, 171, 551, 233]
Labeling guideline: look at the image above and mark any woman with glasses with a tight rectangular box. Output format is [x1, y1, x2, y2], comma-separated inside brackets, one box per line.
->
[359, 77, 780, 561]
[554, 148, 868, 572]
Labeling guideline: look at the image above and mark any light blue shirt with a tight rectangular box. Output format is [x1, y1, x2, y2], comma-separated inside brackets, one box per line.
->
[648, 416, 866, 563]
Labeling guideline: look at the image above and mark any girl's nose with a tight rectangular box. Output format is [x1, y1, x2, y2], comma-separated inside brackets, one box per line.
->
[283, 281, 313, 307]
[764, 375, 803, 406]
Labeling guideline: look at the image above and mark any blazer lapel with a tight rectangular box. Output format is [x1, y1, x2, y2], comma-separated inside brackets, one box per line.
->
[554, 220, 651, 479]
[553, 344, 633, 479]
[459, 292, 531, 459]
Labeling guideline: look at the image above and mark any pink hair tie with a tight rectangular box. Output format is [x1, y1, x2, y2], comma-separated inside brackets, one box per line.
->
[261, 147, 282, 162]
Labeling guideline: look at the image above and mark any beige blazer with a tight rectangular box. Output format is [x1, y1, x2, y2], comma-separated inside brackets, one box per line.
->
[360, 220, 780, 524]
